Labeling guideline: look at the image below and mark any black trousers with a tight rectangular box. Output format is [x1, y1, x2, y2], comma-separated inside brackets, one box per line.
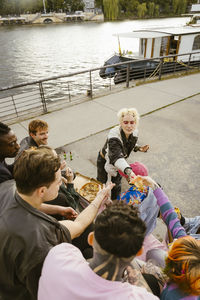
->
[143, 274, 161, 297]
[97, 152, 122, 200]
[72, 222, 94, 259]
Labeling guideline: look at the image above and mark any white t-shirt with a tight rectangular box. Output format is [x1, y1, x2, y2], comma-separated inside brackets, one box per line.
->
[38, 243, 159, 300]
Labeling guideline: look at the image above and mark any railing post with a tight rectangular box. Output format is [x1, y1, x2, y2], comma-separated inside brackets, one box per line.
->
[187, 53, 191, 73]
[68, 83, 71, 102]
[198, 55, 200, 70]
[159, 58, 163, 80]
[174, 58, 177, 74]
[109, 75, 112, 91]
[144, 67, 147, 82]
[89, 71, 93, 99]
[126, 64, 130, 88]
[12, 95, 19, 117]
[39, 82, 47, 113]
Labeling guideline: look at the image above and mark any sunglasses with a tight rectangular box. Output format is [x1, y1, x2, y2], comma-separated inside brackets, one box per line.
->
[123, 121, 135, 125]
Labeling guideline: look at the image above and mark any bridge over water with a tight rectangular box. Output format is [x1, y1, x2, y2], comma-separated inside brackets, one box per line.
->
[0, 12, 103, 25]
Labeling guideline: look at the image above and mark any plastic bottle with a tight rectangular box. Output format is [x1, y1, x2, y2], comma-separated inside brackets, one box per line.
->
[70, 151, 73, 161]
[63, 151, 67, 160]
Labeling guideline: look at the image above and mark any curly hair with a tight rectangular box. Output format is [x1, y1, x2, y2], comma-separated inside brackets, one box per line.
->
[164, 236, 200, 295]
[94, 202, 146, 258]
[13, 147, 60, 195]
[28, 119, 48, 135]
[117, 108, 140, 127]
[0, 122, 11, 137]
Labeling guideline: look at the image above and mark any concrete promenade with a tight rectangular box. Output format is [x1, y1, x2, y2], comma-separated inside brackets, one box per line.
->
[12, 73, 200, 149]
[10, 73, 200, 235]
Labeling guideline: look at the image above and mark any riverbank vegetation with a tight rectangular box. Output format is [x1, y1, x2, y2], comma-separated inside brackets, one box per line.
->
[97, 0, 197, 20]
[0, 0, 84, 15]
[0, 0, 197, 20]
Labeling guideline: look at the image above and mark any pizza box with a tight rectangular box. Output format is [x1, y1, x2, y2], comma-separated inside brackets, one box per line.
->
[73, 172, 103, 202]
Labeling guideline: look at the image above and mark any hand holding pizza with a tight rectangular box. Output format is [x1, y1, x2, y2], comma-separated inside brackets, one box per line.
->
[139, 176, 159, 190]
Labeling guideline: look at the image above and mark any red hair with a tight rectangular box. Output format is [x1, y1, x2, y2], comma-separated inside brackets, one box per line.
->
[164, 236, 200, 295]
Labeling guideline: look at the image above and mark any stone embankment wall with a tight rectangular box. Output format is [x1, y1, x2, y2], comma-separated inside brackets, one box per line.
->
[0, 12, 104, 25]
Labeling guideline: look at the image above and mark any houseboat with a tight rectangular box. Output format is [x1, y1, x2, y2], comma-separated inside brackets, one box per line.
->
[99, 25, 200, 84]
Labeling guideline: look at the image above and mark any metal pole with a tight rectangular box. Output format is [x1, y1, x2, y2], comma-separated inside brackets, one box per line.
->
[89, 71, 93, 99]
[126, 64, 130, 88]
[187, 53, 191, 74]
[174, 58, 177, 74]
[159, 58, 163, 80]
[144, 67, 147, 82]
[68, 83, 71, 102]
[39, 82, 47, 113]
[43, 0, 46, 14]
[12, 95, 18, 117]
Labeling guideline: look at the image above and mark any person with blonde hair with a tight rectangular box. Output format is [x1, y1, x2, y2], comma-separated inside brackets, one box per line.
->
[97, 107, 149, 199]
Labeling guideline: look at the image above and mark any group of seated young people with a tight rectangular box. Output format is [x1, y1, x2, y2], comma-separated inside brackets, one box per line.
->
[0, 112, 199, 300]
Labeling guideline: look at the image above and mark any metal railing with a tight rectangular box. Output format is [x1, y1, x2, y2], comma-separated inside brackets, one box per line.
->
[0, 51, 200, 124]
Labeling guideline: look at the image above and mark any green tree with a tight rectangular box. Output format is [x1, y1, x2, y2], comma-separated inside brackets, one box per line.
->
[19, 0, 43, 13]
[137, 2, 147, 18]
[0, 0, 192, 19]
[63, 0, 84, 12]
[148, 2, 155, 17]
[172, 0, 179, 14]
[46, 0, 62, 12]
[0, 0, 7, 15]
[119, 0, 139, 14]
[1, 0, 18, 15]
[95, 0, 103, 9]
[153, 0, 172, 15]
[71, 0, 84, 12]
[177, 0, 187, 14]
[154, 4, 160, 17]
[162, 2, 170, 15]
[103, 0, 119, 20]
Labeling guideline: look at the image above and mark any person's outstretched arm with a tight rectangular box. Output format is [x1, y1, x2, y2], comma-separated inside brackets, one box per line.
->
[39, 203, 77, 219]
[142, 176, 186, 240]
[60, 182, 114, 239]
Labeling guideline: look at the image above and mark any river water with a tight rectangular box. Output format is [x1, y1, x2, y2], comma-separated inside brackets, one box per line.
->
[0, 17, 190, 98]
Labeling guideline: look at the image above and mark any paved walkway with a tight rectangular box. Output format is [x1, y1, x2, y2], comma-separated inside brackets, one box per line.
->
[12, 72, 200, 149]
[9, 72, 200, 240]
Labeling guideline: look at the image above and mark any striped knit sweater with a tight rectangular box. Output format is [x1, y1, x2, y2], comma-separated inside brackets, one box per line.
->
[153, 188, 186, 239]
[153, 188, 200, 300]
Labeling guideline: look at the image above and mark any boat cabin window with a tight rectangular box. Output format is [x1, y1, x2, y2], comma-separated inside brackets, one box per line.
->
[160, 37, 168, 56]
[192, 35, 200, 50]
[169, 36, 178, 55]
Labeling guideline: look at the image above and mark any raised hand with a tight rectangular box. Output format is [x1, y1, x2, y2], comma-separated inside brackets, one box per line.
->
[139, 145, 149, 152]
[62, 167, 74, 184]
[140, 176, 159, 190]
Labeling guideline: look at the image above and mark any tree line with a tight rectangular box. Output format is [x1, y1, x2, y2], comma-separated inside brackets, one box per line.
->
[0, 0, 84, 16]
[96, 0, 197, 20]
[0, 0, 197, 18]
